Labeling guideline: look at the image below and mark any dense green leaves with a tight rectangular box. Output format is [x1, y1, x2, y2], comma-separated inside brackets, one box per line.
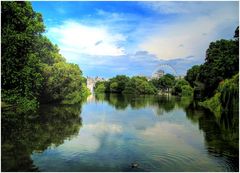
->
[150, 73, 175, 92]
[2, 2, 90, 111]
[200, 73, 239, 117]
[94, 75, 157, 95]
[2, 2, 45, 107]
[185, 65, 200, 88]
[41, 62, 90, 104]
[198, 38, 239, 97]
[172, 79, 193, 97]
[185, 27, 239, 117]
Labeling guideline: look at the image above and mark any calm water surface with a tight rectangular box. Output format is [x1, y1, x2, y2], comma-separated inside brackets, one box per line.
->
[1, 94, 239, 171]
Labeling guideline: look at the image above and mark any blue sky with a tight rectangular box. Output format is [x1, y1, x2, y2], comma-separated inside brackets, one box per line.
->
[32, 1, 239, 78]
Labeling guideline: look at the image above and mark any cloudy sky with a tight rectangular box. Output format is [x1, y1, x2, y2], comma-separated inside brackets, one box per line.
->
[32, 1, 238, 78]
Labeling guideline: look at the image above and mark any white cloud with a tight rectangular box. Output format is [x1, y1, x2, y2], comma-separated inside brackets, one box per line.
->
[47, 20, 126, 57]
[139, 17, 216, 60]
[84, 122, 123, 135]
[139, 2, 238, 60]
[55, 121, 123, 155]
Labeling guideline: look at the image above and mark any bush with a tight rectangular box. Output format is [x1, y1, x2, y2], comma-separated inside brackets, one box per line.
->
[172, 79, 193, 97]
[200, 73, 239, 117]
[95, 83, 106, 93]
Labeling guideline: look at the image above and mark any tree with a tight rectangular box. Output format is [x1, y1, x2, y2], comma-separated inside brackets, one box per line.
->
[172, 79, 193, 97]
[2, 2, 90, 110]
[95, 83, 106, 93]
[2, 1, 45, 109]
[198, 37, 239, 97]
[41, 62, 90, 104]
[151, 74, 175, 92]
[123, 76, 157, 95]
[185, 65, 200, 87]
[234, 26, 239, 39]
[94, 81, 107, 93]
[110, 82, 119, 93]
[108, 75, 130, 93]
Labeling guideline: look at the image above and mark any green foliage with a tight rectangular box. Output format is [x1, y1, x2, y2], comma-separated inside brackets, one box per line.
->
[150, 73, 175, 91]
[2, 2, 90, 110]
[123, 76, 157, 95]
[200, 73, 239, 118]
[1, 1, 45, 108]
[110, 82, 119, 93]
[198, 38, 239, 97]
[185, 28, 239, 99]
[94, 75, 157, 95]
[219, 73, 239, 113]
[172, 79, 193, 97]
[199, 93, 222, 118]
[185, 65, 200, 87]
[108, 75, 130, 93]
[94, 81, 106, 93]
[181, 85, 194, 97]
[42, 62, 90, 104]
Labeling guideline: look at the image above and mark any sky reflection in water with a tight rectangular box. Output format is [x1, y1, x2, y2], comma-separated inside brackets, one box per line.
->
[30, 94, 239, 172]
[1, 94, 238, 172]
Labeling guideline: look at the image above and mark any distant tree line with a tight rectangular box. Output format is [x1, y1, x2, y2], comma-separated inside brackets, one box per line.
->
[94, 74, 193, 96]
[94, 27, 239, 116]
[2, 2, 90, 111]
[94, 75, 157, 95]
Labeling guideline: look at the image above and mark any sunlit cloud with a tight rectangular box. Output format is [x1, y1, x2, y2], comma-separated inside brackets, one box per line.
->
[84, 122, 123, 135]
[47, 20, 126, 57]
[34, 1, 238, 77]
[139, 2, 238, 60]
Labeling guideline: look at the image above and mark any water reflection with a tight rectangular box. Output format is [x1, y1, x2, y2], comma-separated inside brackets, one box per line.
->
[1, 94, 239, 171]
[95, 93, 238, 170]
[1, 104, 82, 172]
[95, 93, 191, 115]
[185, 101, 239, 170]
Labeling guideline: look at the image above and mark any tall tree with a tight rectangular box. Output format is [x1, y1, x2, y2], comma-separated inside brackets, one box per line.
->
[185, 65, 200, 88]
[198, 36, 239, 97]
[2, 2, 45, 105]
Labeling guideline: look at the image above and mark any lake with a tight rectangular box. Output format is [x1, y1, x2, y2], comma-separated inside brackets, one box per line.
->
[1, 94, 239, 172]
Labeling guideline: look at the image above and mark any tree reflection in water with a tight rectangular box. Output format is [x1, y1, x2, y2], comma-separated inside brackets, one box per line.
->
[1, 104, 83, 172]
[95, 93, 191, 115]
[2, 94, 238, 172]
[95, 93, 239, 171]
[185, 101, 239, 170]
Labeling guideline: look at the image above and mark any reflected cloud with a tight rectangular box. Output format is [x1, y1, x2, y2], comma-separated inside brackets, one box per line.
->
[85, 122, 123, 134]
[57, 122, 123, 154]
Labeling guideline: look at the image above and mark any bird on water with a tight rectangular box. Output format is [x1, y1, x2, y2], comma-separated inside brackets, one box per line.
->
[131, 162, 139, 168]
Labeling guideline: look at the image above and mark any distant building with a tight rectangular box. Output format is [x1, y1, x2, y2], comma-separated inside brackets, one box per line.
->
[152, 70, 164, 79]
[87, 76, 106, 93]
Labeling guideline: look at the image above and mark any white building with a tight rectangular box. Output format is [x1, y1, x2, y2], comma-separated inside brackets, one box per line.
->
[152, 70, 164, 79]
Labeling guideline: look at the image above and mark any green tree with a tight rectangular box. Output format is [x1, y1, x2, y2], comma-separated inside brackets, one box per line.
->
[200, 73, 239, 117]
[41, 62, 90, 104]
[2, 1, 45, 109]
[150, 74, 175, 92]
[94, 82, 106, 93]
[2, 2, 90, 110]
[172, 79, 193, 97]
[110, 82, 119, 93]
[185, 65, 200, 87]
[123, 76, 157, 95]
[198, 38, 239, 97]
[108, 75, 130, 93]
